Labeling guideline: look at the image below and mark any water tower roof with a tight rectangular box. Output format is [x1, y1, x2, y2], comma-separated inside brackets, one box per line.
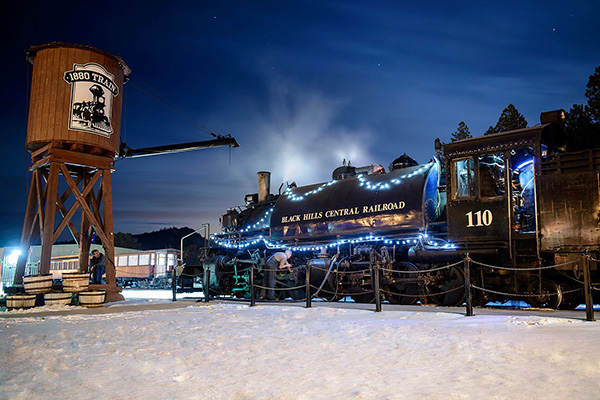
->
[27, 42, 131, 76]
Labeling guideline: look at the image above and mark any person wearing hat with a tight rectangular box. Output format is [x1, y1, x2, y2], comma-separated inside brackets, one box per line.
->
[89, 249, 106, 284]
[263, 250, 293, 300]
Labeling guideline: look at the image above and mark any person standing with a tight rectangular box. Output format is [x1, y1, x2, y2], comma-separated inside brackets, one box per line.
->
[89, 249, 106, 284]
[263, 250, 292, 300]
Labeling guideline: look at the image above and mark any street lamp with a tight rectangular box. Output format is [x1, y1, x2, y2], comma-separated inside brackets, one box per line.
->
[180, 223, 210, 267]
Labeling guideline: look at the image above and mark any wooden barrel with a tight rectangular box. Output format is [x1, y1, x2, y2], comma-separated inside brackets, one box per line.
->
[6, 294, 37, 310]
[26, 42, 130, 155]
[78, 290, 106, 307]
[23, 274, 53, 294]
[62, 272, 90, 293]
[44, 292, 73, 306]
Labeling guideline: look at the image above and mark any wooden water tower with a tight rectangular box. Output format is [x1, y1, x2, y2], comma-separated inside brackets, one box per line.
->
[16, 42, 130, 300]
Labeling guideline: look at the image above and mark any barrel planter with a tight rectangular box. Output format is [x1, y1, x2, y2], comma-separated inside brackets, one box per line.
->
[78, 290, 105, 308]
[62, 272, 90, 293]
[44, 292, 73, 306]
[6, 294, 37, 310]
[23, 274, 53, 294]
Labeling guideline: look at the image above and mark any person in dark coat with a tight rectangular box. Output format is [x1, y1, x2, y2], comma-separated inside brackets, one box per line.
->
[89, 249, 106, 284]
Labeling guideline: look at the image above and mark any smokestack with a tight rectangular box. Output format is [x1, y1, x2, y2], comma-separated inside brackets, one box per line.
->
[257, 171, 271, 202]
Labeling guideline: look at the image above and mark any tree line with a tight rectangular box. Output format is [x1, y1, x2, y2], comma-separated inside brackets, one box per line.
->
[450, 65, 600, 150]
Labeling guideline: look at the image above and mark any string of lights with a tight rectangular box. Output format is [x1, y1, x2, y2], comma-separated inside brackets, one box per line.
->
[211, 232, 456, 252]
[283, 162, 435, 202]
[238, 207, 274, 233]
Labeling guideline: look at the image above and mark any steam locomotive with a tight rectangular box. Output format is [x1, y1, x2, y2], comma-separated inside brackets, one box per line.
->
[184, 110, 599, 309]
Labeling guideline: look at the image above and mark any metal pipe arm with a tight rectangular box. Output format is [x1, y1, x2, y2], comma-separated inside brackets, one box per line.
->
[120, 136, 239, 159]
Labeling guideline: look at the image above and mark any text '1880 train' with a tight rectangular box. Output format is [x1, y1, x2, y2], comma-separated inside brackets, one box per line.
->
[182, 110, 600, 309]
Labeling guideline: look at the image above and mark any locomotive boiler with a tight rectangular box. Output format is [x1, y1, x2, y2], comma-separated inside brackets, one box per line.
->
[188, 110, 599, 309]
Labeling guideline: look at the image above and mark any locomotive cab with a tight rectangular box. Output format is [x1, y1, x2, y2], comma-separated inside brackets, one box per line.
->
[444, 111, 596, 266]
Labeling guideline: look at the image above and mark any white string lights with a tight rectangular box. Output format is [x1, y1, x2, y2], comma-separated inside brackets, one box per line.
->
[211, 232, 456, 252]
[238, 207, 274, 233]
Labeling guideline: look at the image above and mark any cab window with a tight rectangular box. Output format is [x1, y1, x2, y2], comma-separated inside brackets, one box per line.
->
[478, 154, 506, 198]
[452, 158, 475, 199]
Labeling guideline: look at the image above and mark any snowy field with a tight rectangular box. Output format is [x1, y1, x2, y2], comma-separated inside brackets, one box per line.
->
[1, 301, 600, 400]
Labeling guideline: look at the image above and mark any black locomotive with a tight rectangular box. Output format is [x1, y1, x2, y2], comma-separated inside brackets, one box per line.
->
[185, 110, 599, 309]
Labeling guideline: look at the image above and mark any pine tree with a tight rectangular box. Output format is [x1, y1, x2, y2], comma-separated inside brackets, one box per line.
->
[450, 121, 472, 142]
[495, 103, 528, 132]
[585, 65, 600, 122]
[484, 126, 497, 135]
[566, 103, 600, 150]
[484, 104, 528, 135]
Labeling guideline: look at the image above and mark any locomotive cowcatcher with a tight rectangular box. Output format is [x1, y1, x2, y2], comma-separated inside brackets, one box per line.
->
[182, 110, 599, 309]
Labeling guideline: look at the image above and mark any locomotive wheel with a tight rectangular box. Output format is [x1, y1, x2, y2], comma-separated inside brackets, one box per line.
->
[351, 293, 375, 303]
[557, 285, 582, 310]
[428, 265, 466, 306]
[527, 279, 563, 309]
[384, 262, 421, 305]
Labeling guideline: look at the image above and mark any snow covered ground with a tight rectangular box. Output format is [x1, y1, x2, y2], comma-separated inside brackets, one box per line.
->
[1, 301, 600, 400]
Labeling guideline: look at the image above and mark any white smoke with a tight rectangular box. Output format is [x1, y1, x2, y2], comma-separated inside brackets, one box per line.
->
[242, 78, 375, 188]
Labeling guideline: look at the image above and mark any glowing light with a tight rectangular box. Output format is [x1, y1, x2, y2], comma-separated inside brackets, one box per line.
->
[516, 159, 534, 170]
[7, 249, 21, 265]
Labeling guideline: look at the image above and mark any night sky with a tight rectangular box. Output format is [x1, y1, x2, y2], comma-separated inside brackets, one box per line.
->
[1, 1, 599, 246]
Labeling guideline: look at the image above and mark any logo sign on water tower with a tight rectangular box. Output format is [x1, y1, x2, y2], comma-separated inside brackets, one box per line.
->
[64, 63, 119, 137]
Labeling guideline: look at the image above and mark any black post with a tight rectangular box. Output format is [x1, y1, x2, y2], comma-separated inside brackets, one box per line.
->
[464, 253, 473, 316]
[171, 267, 177, 302]
[306, 264, 312, 308]
[583, 253, 595, 322]
[204, 269, 211, 303]
[373, 263, 382, 312]
[250, 264, 256, 307]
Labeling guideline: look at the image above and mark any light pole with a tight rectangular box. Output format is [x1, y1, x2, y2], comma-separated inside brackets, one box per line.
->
[180, 223, 210, 266]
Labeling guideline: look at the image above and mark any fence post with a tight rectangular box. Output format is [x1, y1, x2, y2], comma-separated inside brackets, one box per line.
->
[306, 264, 312, 308]
[373, 263, 382, 312]
[583, 252, 595, 322]
[171, 267, 177, 302]
[464, 253, 473, 316]
[204, 269, 211, 303]
[250, 264, 256, 307]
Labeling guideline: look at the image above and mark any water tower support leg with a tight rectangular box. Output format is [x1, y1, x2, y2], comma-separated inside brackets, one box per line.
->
[40, 163, 60, 275]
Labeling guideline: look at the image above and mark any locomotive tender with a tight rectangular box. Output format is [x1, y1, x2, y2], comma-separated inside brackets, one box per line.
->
[189, 110, 598, 308]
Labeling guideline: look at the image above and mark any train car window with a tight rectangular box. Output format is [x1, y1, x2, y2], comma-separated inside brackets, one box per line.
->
[478, 154, 506, 198]
[452, 158, 475, 199]
[139, 254, 150, 265]
[128, 255, 139, 266]
[510, 147, 536, 232]
[118, 256, 128, 267]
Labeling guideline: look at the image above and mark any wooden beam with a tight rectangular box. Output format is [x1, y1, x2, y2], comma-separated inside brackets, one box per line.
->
[60, 164, 109, 246]
[35, 169, 45, 243]
[53, 196, 80, 244]
[30, 142, 52, 159]
[30, 155, 51, 171]
[53, 168, 100, 243]
[48, 148, 113, 169]
[101, 169, 116, 285]
[79, 172, 92, 273]
[15, 171, 40, 284]
[40, 163, 60, 275]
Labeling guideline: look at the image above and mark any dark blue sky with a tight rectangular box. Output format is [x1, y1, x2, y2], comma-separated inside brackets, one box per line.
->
[1, 1, 599, 246]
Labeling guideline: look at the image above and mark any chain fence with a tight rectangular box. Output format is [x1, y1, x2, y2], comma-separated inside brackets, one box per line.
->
[167, 252, 598, 321]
